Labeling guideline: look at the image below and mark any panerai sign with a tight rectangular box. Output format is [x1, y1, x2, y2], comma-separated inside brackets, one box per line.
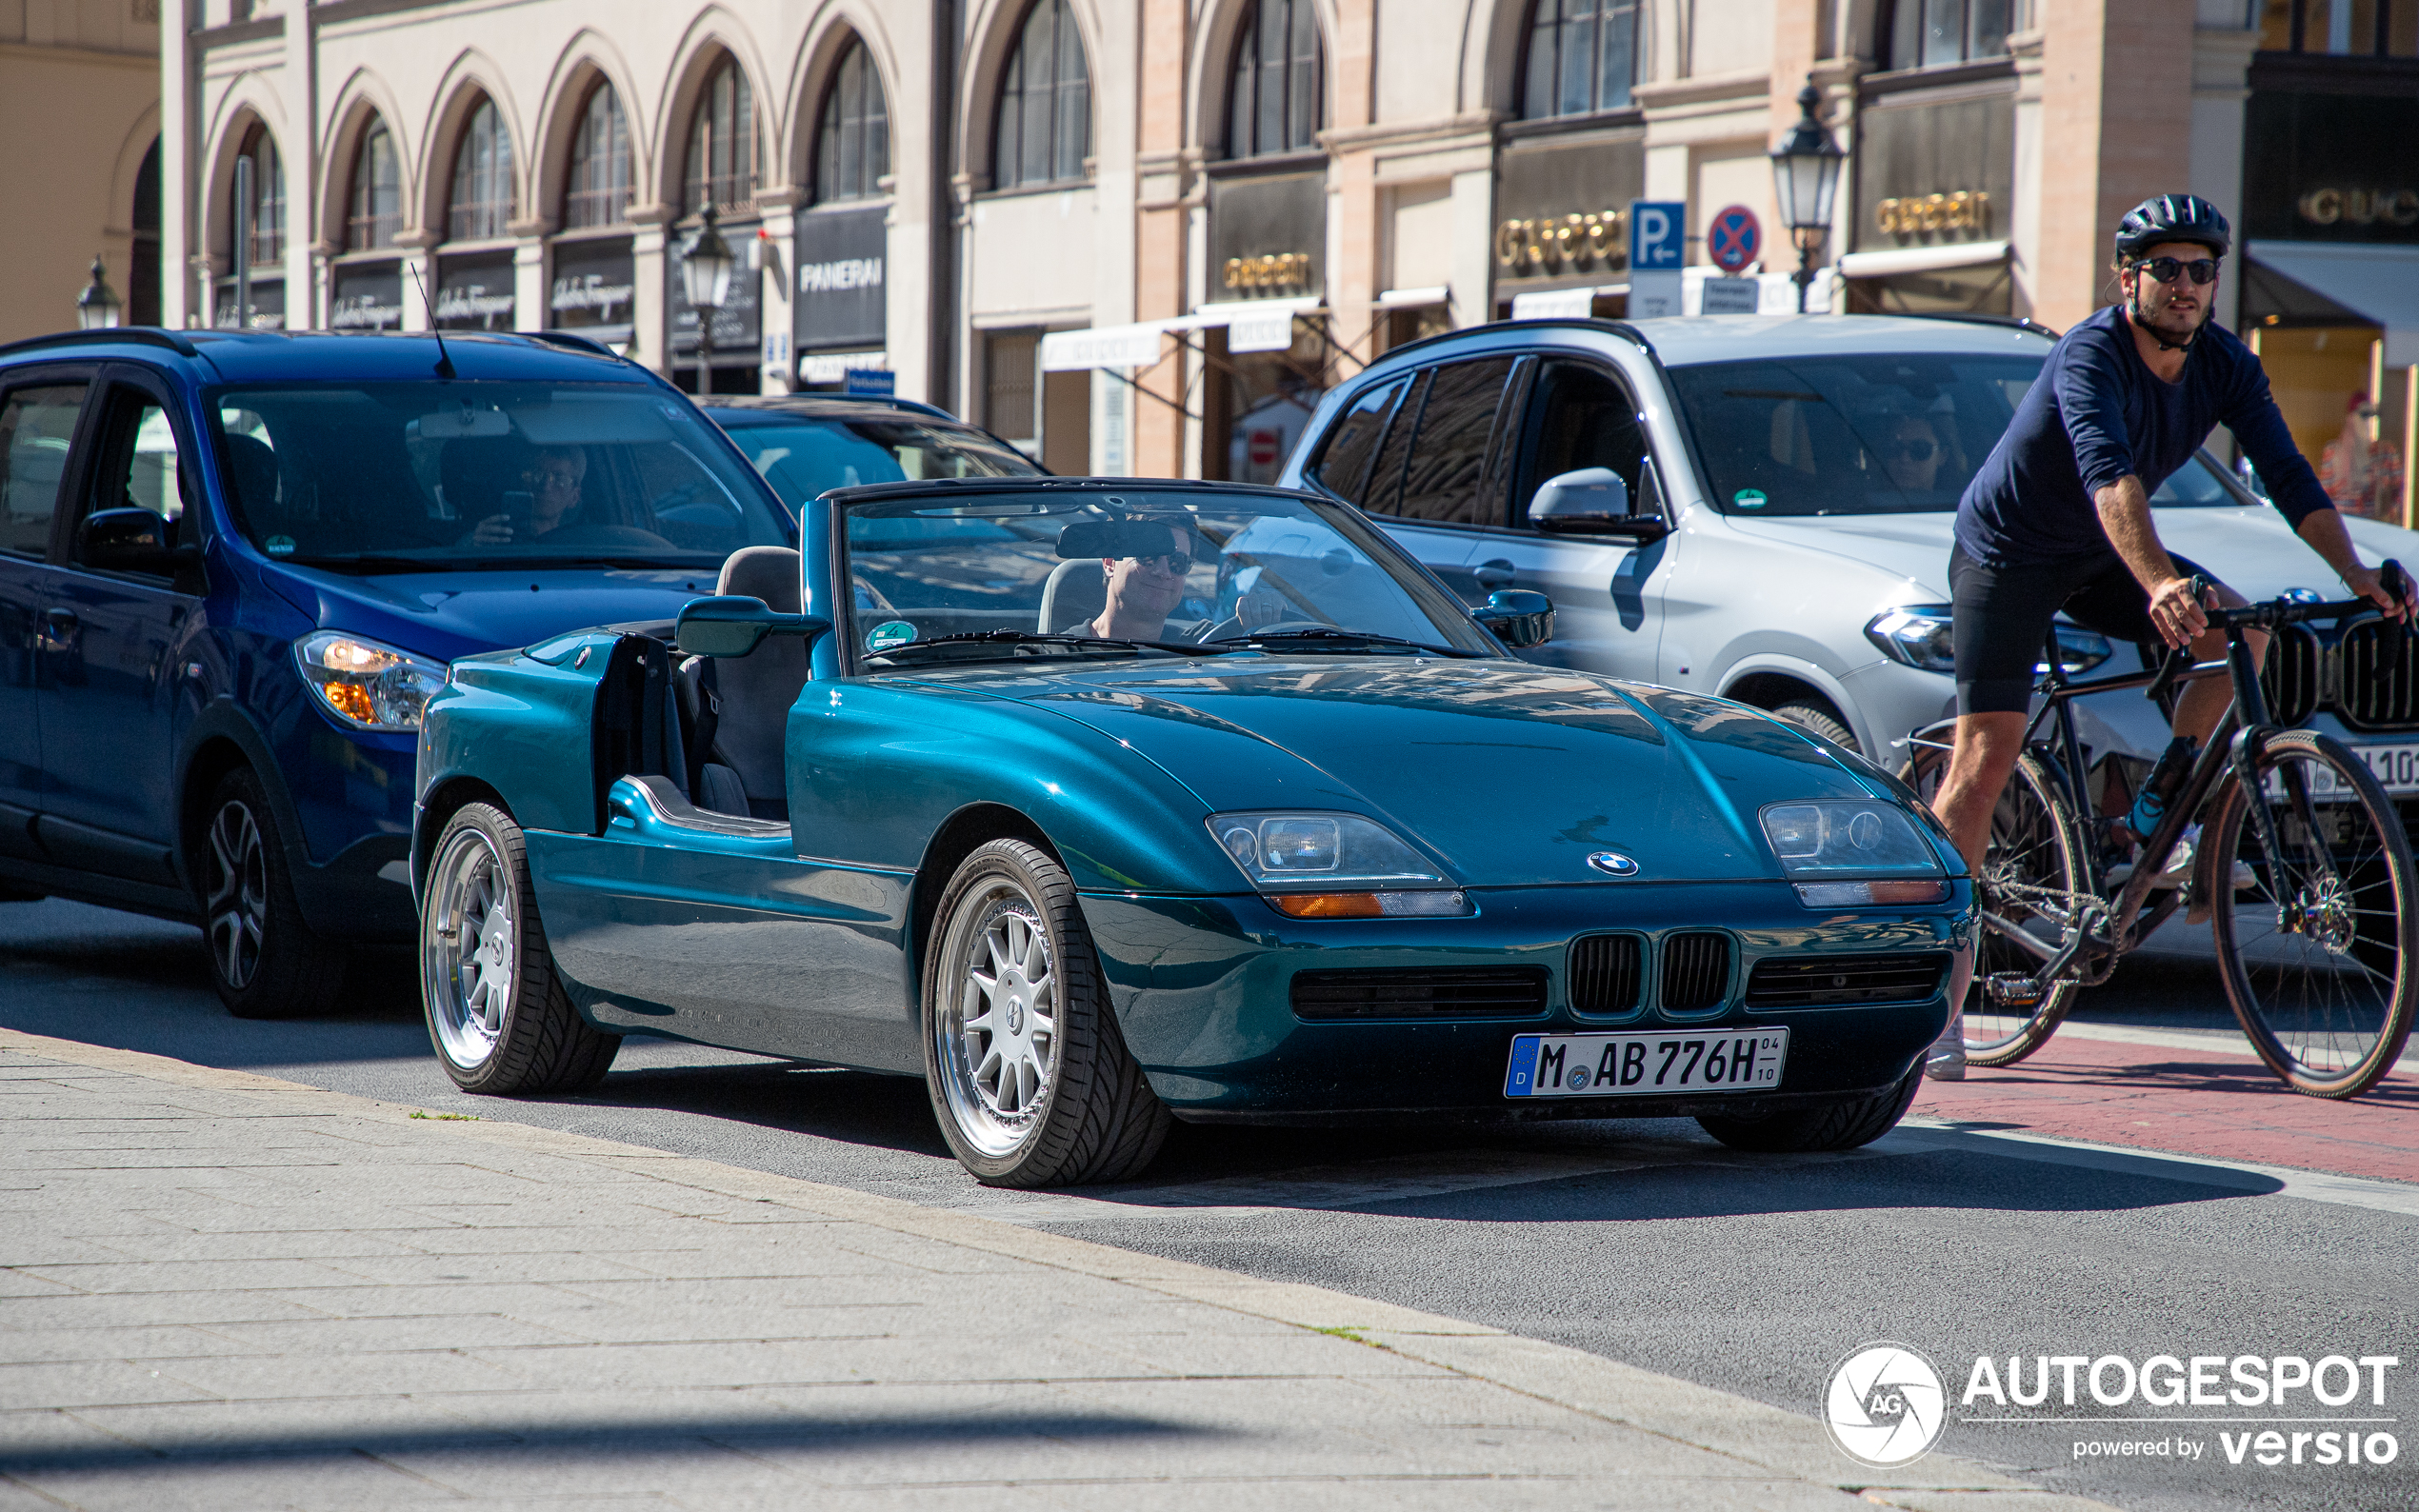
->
[1495, 210, 1629, 278]
[2299, 188, 2419, 229]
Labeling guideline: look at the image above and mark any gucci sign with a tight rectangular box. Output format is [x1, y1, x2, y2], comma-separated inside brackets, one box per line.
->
[1224, 252, 1313, 292]
[1874, 190, 1991, 238]
[2298, 188, 2419, 228]
[1494, 211, 1630, 276]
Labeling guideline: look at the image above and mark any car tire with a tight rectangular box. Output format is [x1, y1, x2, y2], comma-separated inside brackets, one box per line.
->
[1771, 701, 1859, 754]
[922, 838, 1171, 1187]
[420, 802, 620, 1095]
[1693, 1063, 1922, 1153]
[200, 768, 350, 1020]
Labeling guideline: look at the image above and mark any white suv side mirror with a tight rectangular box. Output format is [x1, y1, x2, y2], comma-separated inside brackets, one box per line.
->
[1527, 468, 1669, 540]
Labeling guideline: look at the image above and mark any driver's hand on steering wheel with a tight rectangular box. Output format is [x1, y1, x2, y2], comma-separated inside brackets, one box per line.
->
[1235, 590, 1291, 629]
[2148, 574, 2210, 648]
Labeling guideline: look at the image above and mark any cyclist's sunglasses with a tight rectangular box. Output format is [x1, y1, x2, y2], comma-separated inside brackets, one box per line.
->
[2129, 255, 2221, 287]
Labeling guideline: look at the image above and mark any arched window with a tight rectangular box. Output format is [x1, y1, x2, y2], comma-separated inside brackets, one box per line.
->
[447, 95, 514, 241]
[346, 117, 401, 250]
[683, 52, 758, 214]
[814, 36, 891, 203]
[231, 123, 284, 263]
[562, 79, 632, 229]
[992, 0, 1090, 189]
[1522, 0, 1639, 120]
[1228, 0, 1323, 158]
[1886, 0, 2013, 69]
[131, 138, 161, 327]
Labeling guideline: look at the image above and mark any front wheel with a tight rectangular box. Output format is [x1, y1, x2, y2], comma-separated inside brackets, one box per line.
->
[2204, 730, 2419, 1098]
[199, 768, 349, 1019]
[922, 839, 1170, 1186]
[1695, 1064, 1924, 1152]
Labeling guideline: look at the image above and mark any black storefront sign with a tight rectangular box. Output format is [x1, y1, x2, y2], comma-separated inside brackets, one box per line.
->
[1209, 172, 1325, 301]
[329, 263, 403, 330]
[669, 219, 762, 358]
[2245, 91, 2419, 245]
[1493, 135, 1645, 288]
[794, 204, 887, 353]
[211, 277, 285, 329]
[550, 239, 635, 344]
[435, 252, 517, 331]
[1853, 93, 2014, 250]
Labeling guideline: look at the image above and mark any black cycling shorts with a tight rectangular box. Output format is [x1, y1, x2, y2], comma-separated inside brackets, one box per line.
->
[1948, 546, 2212, 716]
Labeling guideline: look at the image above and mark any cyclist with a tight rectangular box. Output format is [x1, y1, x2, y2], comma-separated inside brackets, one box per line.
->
[1931, 193, 2413, 885]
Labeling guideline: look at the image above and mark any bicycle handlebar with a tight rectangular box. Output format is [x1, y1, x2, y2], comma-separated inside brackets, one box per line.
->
[2144, 558, 2412, 706]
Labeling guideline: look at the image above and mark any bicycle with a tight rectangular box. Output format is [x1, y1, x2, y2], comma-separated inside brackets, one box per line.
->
[1900, 567, 2419, 1099]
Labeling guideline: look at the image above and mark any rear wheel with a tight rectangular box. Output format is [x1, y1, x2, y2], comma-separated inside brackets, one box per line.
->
[1696, 1064, 1923, 1152]
[2204, 730, 2418, 1099]
[1901, 744, 2085, 1066]
[200, 768, 348, 1020]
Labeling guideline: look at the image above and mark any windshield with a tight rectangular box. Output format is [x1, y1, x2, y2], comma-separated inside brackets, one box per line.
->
[841, 487, 1501, 667]
[213, 382, 791, 570]
[720, 414, 1037, 512]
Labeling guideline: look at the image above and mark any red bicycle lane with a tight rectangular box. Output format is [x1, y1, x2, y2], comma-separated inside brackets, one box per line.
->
[1910, 1027, 2419, 1185]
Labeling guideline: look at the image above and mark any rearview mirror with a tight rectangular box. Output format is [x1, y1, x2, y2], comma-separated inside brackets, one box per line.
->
[1475, 589, 1554, 649]
[673, 595, 830, 658]
[1527, 468, 1669, 541]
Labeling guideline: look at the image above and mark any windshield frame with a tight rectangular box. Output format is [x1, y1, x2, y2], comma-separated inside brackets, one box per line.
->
[712, 409, 1043, 512]
[824, 479, 1504, 675]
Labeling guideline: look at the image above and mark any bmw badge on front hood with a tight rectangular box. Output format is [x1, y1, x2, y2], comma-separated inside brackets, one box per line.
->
[1587, 851, 1640, 877]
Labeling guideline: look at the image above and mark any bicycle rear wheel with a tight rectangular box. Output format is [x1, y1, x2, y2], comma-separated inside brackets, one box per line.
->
[2205, 729, 2419, 1098]
[1903, 745, 2085, 1066]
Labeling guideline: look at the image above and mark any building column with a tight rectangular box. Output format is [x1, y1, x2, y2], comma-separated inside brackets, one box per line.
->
[161, 3, 194, 327]
[394, 232, 438, 330]
[1130, 0, 1192, 480]
[629, 204, 671, 376]
[2037, 0, 2197, 331]
[2009, 26, 2046, 319]
[1329, 0, 1379, 370]
[755, 189, 800, 394]
[286, 0, 318, 328]
[510, 222, 549, 332]
[2189, 20, 2259, 334]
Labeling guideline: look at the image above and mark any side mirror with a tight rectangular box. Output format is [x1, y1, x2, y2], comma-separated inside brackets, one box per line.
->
[78, 507, 183, 575]
[673, 595, 830, 658]
[1475, 588, 1554, 649]
[1526, 468, 1669, 541]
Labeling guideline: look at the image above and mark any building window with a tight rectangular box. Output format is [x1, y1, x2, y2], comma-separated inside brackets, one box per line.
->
[815, 36, 891, 203]
[232, 123, 284, 264]
[1885, 0, 2013, 70]
[2259, 0, 2419, 55]
[1228, 0, 1323, 158]
[131, 138, 161, 327]
[992, 0, 1090, 189]
[987, 331, 1038, 442]
[346, 118, 401, 251]
[447, 95, 514, 242]
[562, 79, 631, 229]
[684, 52, 759, 215]
[1522, 0, 1639, 119]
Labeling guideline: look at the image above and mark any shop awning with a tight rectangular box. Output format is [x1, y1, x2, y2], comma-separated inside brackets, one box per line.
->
[1039, 297, 1320, 370]
[1836, 240, 2009, 280]
[2245, 242, 2419, 367]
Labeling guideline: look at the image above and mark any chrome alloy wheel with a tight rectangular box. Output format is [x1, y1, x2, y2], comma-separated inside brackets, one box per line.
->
[203, 799, 269, 989]
[936, 886, 1060, 1157]
[423, 827, 517, 1071]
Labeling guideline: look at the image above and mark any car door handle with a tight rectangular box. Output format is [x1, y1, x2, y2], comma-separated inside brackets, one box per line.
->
[35, 608, 78, 654]
[1474, 558, 1517, 589]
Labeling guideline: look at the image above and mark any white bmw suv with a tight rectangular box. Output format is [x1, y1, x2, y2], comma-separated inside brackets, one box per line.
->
[1278, 312, 2419, 791]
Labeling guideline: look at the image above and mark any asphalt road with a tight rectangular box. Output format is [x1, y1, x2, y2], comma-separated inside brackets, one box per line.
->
[4, 896, 2412, 1512]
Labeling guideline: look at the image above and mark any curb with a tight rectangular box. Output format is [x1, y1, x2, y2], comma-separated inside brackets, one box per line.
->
[0, 1025, 2121, 1509]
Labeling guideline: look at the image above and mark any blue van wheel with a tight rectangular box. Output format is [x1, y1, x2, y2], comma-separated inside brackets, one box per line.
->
[201, 768, 349, 1019]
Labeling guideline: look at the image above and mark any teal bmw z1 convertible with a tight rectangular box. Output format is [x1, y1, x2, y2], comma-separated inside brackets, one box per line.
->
[411, 478, 1973, 1185]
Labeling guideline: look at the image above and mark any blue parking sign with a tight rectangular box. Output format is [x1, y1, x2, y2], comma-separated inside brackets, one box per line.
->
[1629, 200, 1687, 270]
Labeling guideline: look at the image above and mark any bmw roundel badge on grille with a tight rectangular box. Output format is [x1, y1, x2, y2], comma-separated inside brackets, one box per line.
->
[1587, 851, 1640, 877]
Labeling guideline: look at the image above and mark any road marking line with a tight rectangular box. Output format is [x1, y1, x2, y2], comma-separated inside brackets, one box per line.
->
[1890, 1117, 2419, 1219]
[2054, 1019, 2419, 1075]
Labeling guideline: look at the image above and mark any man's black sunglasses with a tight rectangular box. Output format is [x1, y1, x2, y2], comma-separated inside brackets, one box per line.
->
[2130, 255, 2220, 287]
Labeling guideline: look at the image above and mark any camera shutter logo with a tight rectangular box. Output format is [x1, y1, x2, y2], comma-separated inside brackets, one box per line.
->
[1825, 1343, 1948, 1467]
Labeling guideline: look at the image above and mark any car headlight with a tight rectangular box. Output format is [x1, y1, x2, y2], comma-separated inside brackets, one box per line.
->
[1207, 810, 1469, 918]
[293, 630, 448, 732]
[1760, 800, 1949, 908]
[1864, 604, 2108, 674]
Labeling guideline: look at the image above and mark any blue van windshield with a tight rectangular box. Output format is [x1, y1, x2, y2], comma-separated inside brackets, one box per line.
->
[213, 382, 791, 569]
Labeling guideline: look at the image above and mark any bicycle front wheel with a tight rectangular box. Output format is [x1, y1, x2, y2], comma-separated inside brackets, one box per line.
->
[1903, 744, 2084, 1066]
[2205, 729, 2419, 1098]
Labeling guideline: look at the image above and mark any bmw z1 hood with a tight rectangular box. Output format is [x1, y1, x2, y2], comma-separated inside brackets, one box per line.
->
[267, 564, 724, 663]
[949, 658, 1889, 886]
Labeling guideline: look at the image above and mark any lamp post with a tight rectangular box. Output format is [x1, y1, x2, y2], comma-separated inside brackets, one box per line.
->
[1770, 81, 1844, 314]
[75, 255, 123, 330]
[680, 202, 734, 397]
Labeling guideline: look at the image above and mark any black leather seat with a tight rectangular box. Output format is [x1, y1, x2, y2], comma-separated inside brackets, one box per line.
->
[676, 546, 809, 821]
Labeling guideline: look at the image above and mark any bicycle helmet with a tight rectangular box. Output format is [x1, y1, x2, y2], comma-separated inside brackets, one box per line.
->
[2114, 194, 2231, 261]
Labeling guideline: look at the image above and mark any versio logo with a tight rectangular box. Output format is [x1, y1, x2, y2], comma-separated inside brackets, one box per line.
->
[1827, 1343, 1949, 1467]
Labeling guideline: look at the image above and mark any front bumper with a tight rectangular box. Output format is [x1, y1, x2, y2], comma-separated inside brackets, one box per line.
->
[1082, 881, 1971, 1121]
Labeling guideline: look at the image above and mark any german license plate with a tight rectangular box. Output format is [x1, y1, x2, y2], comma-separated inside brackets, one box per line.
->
[1504, 1027, 1789, 1098]
[2349, 744, 2419, 795]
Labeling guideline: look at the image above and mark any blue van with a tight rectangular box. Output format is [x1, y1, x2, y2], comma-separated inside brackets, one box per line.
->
[0, 328, 795, 1017]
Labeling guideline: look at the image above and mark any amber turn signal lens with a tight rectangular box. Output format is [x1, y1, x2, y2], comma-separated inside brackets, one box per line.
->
[1868, 879, 1950, 905]
[1269, 892, 1387, 919]
[322, 682, 378, 724]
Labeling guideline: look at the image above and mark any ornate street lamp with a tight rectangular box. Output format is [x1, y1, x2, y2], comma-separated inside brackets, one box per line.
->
[75, 255, 123, 330]
[680, 202, 735, 396]
[1770, 82, 1845, 314]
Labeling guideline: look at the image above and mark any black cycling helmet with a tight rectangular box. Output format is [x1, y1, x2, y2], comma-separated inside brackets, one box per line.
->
[2114, 193, 2231, 261]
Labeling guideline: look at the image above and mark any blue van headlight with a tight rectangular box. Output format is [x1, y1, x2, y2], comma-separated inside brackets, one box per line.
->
[293, 631, 447, 731]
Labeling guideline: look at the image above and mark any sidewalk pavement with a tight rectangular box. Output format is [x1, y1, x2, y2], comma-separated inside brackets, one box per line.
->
[1912, 1023, 2419, 1184]
[0, 1027, 2118, 1512]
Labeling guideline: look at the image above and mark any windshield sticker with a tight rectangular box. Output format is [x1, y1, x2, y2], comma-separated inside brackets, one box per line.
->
[1733, 489, 1769, 510]
[265, 534, 296, 555]
[867, 620, 918, 652]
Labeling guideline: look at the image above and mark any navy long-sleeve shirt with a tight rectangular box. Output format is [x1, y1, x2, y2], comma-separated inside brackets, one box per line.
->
[1954, 304, 2332, 568]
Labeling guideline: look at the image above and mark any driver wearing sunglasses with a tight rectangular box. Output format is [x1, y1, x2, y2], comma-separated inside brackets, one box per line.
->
[1930, 192, 2414, 906]
[1090, 518, 1199, 642]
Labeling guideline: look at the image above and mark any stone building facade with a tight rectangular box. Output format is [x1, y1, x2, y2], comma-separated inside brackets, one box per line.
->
[155, 1, 2417, 502]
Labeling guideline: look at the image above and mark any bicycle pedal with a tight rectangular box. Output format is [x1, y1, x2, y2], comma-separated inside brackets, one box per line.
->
[1986, 972, 2047, 1009]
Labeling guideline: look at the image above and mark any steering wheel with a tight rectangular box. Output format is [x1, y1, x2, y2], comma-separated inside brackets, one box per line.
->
[539, 524, 675, 549]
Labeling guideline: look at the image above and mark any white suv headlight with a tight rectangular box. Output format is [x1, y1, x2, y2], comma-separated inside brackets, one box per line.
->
[293, 631, 448, 731]
[1864, 604, 2109, 674]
